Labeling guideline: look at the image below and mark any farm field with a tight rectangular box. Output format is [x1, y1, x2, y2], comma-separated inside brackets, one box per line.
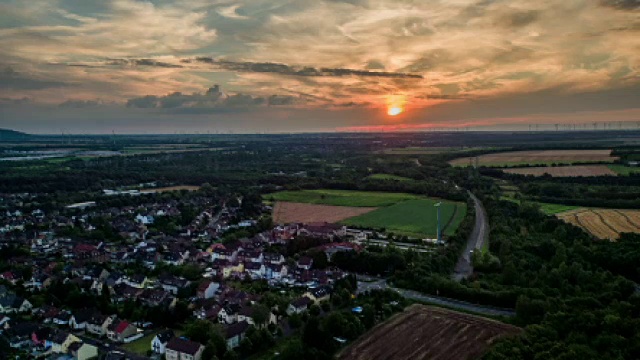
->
[502, 165, 616, 177]
[449, 149, 617, 167]
[337, 304, 521, 360]
[366, 173, 412, 181]
[341, 198, 465, 238]
[557, 208, 640, 240]
[264, 189, 422, 207]
[272, 202, 377, 224]
[607, 164, 640, 176]
[266, 190, 466, 238]
[140, 185, 201, 193]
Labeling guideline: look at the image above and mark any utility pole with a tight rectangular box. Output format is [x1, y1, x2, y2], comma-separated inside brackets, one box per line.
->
[434, 202, 442, 244]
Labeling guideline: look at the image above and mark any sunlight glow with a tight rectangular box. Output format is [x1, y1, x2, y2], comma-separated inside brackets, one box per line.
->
[388, 107, 403, 116]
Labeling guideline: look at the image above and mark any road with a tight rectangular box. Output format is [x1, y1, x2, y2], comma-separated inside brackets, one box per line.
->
[452, 191, 489, 281]
[356, 276, 514, 317]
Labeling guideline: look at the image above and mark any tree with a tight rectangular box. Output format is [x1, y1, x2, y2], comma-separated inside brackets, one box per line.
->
[252, 304, 270, 328]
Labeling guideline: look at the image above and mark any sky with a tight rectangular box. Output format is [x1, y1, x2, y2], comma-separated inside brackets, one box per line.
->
[0, 0, 638, 134]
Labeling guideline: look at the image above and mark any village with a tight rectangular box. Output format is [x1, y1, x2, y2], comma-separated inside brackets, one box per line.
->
[0, 189, 385, 360]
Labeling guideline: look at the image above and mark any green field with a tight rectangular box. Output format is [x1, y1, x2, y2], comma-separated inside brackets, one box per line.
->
[264, 189, 422, 207]
[366, 173, 412, 181]
[537, 202, 583, 215]
[608, 164, 640, 176]
[341, 198, 466, 238]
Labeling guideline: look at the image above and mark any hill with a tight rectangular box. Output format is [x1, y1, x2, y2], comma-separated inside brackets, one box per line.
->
[0, 128, 30, 140]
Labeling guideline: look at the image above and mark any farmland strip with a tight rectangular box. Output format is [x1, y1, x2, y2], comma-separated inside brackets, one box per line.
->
[614, 210, 640, 229]
[593, 210, 620, 235]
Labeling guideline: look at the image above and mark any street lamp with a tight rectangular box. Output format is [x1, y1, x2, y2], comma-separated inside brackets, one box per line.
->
[434, 202, 442, 243]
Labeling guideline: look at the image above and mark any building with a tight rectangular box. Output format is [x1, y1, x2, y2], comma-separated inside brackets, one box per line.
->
[107, 320, 138, 343]
[225, 321, 250, 349]
[197, 281, 219, 299]
[287, 296, 312, 315]
[69, 340, 99, 360]
[165, 337, 204, 360]
[151, 330, 175, 354]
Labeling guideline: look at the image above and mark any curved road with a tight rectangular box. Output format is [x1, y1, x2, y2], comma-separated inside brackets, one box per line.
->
[452, 191, 489, 281]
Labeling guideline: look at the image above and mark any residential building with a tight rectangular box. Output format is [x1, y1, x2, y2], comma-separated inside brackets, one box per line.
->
[165, 337, 204, 360]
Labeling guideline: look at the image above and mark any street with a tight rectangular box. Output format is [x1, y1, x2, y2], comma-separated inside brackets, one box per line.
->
[452, 191, 489, 281]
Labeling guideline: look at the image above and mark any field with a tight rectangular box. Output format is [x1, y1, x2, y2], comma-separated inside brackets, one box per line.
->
[266, 190, 466, 238]
[337, 304, 521, 360]
[366, 173, 412, 181]
[272, 202, 377, 224]
[607, 164, 640, 176]
[120, 332, 156, 355]
[342, 199, 465, 238]
[264, 189, 422, 207]
[450, 149, 617, 167]
[502, 165, 616, 177]
[140, 185, 201, 193]
[557, 209, 640, 240]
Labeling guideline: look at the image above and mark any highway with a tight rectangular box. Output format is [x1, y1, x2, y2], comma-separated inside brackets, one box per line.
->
[452, 191, 489, 281]
[356, 276, 514, 317]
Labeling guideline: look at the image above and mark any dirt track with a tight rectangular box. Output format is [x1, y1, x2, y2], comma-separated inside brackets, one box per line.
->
[338, 304, 521, 360]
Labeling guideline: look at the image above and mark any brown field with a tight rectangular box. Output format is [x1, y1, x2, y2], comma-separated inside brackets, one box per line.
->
[557, 209, 640, 240]
[449, 149, 617, 167]
[502, 165, 616, 177]
[272, 201, 377, 224]
[338, 305, 521, 360]
[140, 185, 201, 193]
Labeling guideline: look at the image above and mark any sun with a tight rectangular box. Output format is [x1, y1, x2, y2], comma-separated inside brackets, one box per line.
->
[388, 106, 403, 116]
[385, 94, 407, 117]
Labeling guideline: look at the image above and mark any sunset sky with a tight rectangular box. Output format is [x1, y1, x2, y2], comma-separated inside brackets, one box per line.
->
[0, 0, 638, 133]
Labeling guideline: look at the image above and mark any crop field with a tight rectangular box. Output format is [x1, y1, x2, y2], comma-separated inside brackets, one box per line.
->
[264, 189, 422, 207]
[272, 202, 377, 224]
[266, 190, 465, 238]
[607, 164, 640, 176]
[338, 304, 521, 360]
[502, 165, 616, 177]
[557, 209, 640, 240]
[341, 199, 465, 238]
[450, 149, 617, 167]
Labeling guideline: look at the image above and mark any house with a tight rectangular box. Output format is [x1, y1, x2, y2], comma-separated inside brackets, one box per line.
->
[165, 337, 205, 360]
[299, 222, 347, 239]
[263, 253, 285, 265]
[151, 329, 175, 354]
[86, 313, 115, 337]
[0, 314, 10, 331]
[0, 294, 32, 314]
[225, 321, 250, 349]
[69, 309, 95, 330]
[69, 340, 99, 360]
[296, 256, 313, 270]
[303, 286, 331, 304]
[107, 320, 138, 343]
[197, 281, 220, 299]
[287, 296, 312, 315]
[8, 322, 38, 349]
[50, 331, 80, 353]
[158, 274, 191, 295]
[244, 262, 266, 278]
[266, 264, 287, 280]
[52, 311, 72, 326]
[139, 288, 176, 308]
[123, 274, 148, 289]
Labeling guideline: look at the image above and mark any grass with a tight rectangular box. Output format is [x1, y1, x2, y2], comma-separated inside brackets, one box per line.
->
[264, 189, 422, 207]
[608, 164, 640, 176]
[120, 332, 156, 355]
[537, 202, 583, 215]
[366, 174, 412, 181]
[341, 199, 466, 238]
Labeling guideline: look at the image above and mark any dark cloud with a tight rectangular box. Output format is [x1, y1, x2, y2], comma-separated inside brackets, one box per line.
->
[0, 97, 31, 105]
[0, 67, 68, 90]
[498, 10, 540, 28]
[126, 85, 301, 113]
[107, 58, 183, 68]
[58, 99, 102, 108]
[600, 0, 640, 10]
[189, 57, 423, 78]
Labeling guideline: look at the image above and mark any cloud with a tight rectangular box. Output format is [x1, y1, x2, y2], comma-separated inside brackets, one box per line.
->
[0, 66, 68, 90]
[58, 99, 103, 108]
[126, 85, 301, 113]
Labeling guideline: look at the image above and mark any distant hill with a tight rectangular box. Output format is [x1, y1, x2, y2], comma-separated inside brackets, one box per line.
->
[0, 129, 31, 140]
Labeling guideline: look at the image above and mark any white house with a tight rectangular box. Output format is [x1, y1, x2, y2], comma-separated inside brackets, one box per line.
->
[165, 337, 204, 360]
[151, 330, 174, 354]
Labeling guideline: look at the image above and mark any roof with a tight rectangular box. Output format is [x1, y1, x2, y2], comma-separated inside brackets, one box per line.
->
[155, 330, 175, 344]
[166, 337, 203, 355]
[68, 341, 83, 352]
[225, 320, 250, 339]
[115, 320, 131, 334]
